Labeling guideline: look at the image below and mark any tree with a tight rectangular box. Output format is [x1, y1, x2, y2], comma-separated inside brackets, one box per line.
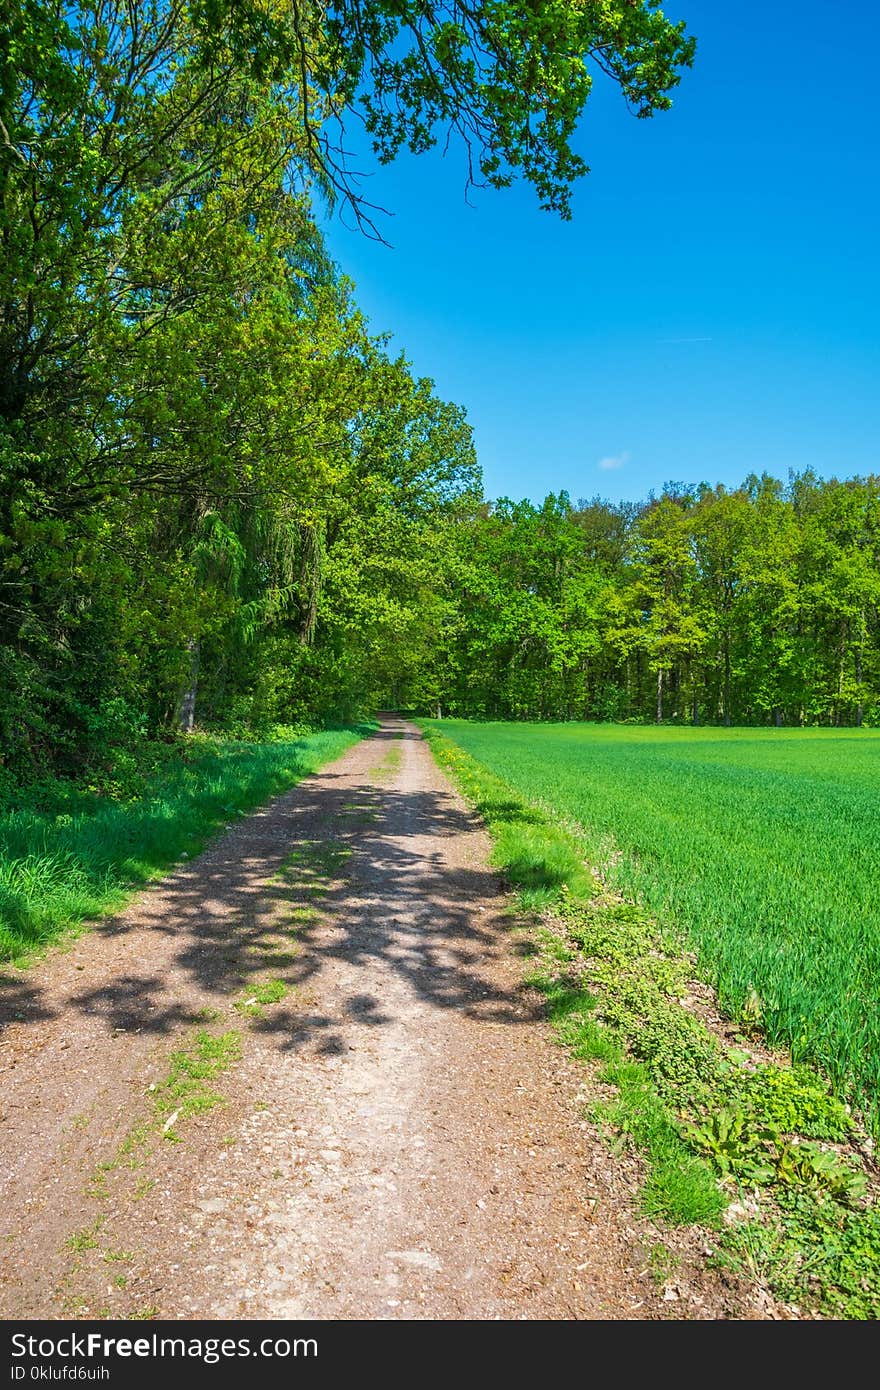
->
[630, 493, 707, 723]
[286, 0, 696, 225]
[692, 485, 751, 725]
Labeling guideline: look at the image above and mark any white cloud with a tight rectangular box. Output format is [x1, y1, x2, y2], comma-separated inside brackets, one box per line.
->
[598, 450, 630, 472]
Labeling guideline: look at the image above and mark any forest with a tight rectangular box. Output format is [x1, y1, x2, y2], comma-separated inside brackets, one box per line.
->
[2, 2, 878, 800]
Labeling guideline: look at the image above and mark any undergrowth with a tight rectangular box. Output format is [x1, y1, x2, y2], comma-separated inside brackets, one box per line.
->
[421, 723, 880, 1320]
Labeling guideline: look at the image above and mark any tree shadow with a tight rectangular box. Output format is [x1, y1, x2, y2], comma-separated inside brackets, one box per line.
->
[0, 723, 548, 1058]
[0, 727, 370, 959]
[0, 970, 55, 1028]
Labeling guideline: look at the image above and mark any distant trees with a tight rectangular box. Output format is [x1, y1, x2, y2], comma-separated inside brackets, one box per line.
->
[424, 477, 880, 728]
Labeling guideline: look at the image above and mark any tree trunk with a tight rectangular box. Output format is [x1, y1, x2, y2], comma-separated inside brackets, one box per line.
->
[298, 523, 322, 645]
[178, 638, 200, 732]
[656, 668, 663, 724]
[856, 643, 863, 727]
[723, 632, 731, 727]
[835, 621, 846, 727]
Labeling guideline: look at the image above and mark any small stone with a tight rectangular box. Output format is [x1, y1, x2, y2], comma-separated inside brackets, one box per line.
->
[387, 1250, 442, 1272]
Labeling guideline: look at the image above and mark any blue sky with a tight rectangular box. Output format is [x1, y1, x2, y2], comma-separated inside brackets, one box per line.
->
[318, 1, 880, 505]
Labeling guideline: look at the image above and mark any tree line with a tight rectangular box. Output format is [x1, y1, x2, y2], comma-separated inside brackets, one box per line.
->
[427, 477, 880, 728]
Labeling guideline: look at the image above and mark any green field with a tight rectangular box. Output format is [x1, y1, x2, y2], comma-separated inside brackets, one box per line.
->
[429, 721, 880, 1125]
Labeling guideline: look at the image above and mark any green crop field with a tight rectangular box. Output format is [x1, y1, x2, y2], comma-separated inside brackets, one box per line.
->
[428, 720, 880, 1126]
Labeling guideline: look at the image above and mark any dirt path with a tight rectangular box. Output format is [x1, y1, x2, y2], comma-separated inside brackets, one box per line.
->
[0, 720, 751, 1320]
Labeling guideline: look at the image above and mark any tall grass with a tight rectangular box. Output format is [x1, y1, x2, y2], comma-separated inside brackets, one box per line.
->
[427, 721, 880, 1127]
[0, 729, 364, 960]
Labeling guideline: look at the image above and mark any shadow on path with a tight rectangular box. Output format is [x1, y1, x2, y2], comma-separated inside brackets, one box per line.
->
[0, 727, 545, 1054]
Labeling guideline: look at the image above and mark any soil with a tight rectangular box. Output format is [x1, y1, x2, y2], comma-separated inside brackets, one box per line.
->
[0, 720, 761, 1320]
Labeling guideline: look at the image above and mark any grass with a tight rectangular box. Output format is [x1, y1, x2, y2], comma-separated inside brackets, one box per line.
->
[272, 838, 352, 940]
[549, 972, 725, 1226]
[0, 727, 368, 961]
[371, 736, 403, 781]
[64, 1220, 103, 1254]
[422, 722, 880, 1318]
[154, 1029, 241, 1136]
[278, 839, 351, 895]
[234, 977, 289, 1016]
[424, 720, 880, 1130]
[80, 1035, 241, 1212]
